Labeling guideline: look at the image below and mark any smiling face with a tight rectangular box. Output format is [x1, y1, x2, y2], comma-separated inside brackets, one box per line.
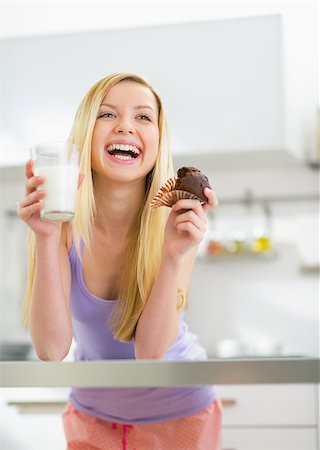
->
[91, 80, 160, 183]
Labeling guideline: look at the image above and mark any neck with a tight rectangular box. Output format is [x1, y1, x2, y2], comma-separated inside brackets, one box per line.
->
[93, 175, 146, 239]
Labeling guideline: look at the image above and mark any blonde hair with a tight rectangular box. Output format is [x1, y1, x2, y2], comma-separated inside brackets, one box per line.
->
[22, 72, 179, 341]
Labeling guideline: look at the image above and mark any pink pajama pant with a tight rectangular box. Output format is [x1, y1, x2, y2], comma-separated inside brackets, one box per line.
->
[63, 398, 222, 450]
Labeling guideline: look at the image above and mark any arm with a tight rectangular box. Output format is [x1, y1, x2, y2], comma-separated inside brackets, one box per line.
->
[18, 160, 76, 361]
[29, 226, 73, 361]
[134, 246, 197, 360]
[134, 188, 218, 359]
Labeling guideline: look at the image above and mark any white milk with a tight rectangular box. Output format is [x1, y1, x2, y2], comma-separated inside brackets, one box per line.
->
[35, 164, 79, 221]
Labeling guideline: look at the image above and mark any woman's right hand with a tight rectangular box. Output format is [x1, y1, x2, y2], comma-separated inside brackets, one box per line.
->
[17, 159, 61, 238]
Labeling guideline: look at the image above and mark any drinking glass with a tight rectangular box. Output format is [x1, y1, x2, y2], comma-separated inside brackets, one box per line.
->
[30, 141, 80, 221]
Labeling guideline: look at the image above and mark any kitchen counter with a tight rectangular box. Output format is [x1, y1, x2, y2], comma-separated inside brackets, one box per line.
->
[0, 358, 318, 387]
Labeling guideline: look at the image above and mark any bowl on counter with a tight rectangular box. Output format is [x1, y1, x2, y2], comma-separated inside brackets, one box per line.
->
[0, 341, 33, 361]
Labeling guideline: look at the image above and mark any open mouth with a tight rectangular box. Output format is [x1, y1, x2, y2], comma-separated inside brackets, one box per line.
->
[106, 144, 141, 161]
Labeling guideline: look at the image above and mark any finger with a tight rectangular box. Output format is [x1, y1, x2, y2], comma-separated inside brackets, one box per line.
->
[25, 159, 34, 179]
[173, 198, 202, 212]
[173, 199, 206, 221]
[176, 222, 204, 244]
[77, 173, 85, 190]
[19, 190, 47, 208]
[25, 176, 45, 195]
[17, 202, 42, 220]
[202, 188, 219, 213]
[175, 210, 206, 233]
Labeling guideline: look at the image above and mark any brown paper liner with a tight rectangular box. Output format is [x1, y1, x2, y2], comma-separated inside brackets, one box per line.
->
[150, 176, 203, 209]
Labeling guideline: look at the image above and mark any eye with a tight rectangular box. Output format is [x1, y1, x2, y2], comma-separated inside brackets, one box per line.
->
[98, 112, 116, 119]
[138, 114, 151, 121]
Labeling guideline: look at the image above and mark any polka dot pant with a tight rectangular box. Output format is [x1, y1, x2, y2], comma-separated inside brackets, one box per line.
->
[63, 399, 222, 450]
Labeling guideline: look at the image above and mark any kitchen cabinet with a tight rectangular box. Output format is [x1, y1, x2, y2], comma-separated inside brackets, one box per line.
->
[1, 409, 66, 450]
[0, 388, 68, 450]
[0, 16, 283, 166]
[1, 5, 318, 167]
[0, 360, 318, 449]
[222, 429, 316, 450]
[0, 358, 319, 450]
[219, 384, 318, 450]
[1, 384, 318, 450]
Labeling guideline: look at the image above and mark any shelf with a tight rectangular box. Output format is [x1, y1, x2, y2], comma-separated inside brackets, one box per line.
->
[172, 149, 314, 172]
[216, 192, 319, 206]
[197, 251, 277, 263]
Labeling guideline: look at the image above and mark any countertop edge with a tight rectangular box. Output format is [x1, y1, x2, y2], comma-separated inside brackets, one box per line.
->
[0, 358, 319, 387]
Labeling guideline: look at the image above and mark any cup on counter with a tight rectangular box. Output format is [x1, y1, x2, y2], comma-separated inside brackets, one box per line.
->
[30, 141, 80, 222]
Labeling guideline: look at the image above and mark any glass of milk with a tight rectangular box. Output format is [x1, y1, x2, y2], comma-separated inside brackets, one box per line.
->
[31, 141, 80, 222]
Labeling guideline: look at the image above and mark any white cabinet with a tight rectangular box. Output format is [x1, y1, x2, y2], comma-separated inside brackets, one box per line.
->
[1, 409, 66, 450]
[0, 388, 68, 450]
[0, 6, 317, 167]
[222, 429, 316, 450]
[0, 384, 318, 449]
[219, 384, 318, 450]
[0, 16, 283, 167]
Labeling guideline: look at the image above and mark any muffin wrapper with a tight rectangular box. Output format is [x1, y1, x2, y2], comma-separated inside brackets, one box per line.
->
[150, 177, 202, 209]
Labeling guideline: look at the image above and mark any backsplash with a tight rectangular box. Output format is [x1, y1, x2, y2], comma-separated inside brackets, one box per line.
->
[186, 243, 318, 357]
[0, 162, 318, 358]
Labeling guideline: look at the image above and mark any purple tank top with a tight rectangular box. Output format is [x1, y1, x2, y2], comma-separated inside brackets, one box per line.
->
[68, 240, 216, 424]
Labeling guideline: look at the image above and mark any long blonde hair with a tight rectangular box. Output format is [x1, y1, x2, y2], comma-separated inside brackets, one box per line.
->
[22, 72, 175, 341]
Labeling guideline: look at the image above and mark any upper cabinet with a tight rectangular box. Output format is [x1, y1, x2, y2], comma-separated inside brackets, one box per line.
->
[0, 10, 318, 166]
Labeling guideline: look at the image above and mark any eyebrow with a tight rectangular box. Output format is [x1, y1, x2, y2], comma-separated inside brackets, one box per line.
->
[100, 103, 155, 112]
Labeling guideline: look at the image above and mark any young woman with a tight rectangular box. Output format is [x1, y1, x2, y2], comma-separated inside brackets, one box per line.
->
[18, 73, 221, 449]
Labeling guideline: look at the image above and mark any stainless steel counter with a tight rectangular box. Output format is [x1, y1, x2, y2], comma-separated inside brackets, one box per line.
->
[0, 358, 319, 387]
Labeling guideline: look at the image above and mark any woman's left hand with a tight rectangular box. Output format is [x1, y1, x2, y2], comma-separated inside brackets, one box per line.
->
[163, 187, 218, 260]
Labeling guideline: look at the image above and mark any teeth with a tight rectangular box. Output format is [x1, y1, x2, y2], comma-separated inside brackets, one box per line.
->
[107, 144, 141, 155]
[114, 154, 134, 160]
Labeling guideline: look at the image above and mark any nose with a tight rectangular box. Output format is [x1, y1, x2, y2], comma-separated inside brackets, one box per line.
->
[114, 118, 134, 134]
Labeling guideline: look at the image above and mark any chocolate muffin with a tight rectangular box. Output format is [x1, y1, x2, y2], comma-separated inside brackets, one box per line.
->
[174, 167, 211, 203]
[150, 166, 211, 209]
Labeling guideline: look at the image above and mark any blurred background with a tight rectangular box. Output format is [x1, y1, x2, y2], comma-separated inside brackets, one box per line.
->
[0, 2, 319, 449]
[0, 0, 318, 361]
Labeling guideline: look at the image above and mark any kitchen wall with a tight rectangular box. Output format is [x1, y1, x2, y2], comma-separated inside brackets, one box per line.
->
[188, 185, 318, 358]
[172, 150, 319, 358]
[0, 5, 318, 359]
[0, 154, 318, 358]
